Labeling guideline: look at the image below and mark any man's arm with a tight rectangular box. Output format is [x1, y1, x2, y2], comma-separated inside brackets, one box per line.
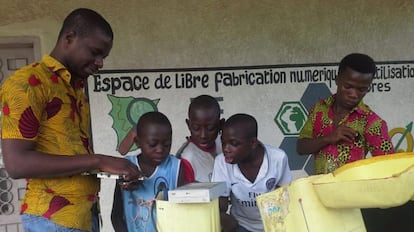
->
[366, 118, 395, 156]
[297, 137, 331, 155]
[2, 139, 140, 180]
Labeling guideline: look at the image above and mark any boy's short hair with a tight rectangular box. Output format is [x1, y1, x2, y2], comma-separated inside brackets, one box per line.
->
[136, 111, 172, 137]
[338, 53, 376, 76]
[58, 8, 113, 40]
[188, 95, 220, 118]
[223, 113, 257, 138]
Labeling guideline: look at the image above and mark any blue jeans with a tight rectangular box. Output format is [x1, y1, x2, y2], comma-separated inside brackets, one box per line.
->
[21, 214, 88, 232]
[91, 202, 100, 232]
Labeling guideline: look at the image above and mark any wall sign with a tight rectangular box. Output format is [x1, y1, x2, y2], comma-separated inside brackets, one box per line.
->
[88, 61, 414, 178]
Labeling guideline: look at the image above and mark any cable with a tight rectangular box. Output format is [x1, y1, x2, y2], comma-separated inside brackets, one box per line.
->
[151, 182, 166, 232]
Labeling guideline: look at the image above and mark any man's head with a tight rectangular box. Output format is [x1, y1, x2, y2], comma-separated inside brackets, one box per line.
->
[186, 95, 224, 151]
[221, 113, 259, 164]
[335, 53, 376, 110]
[136, 111, 172, 166]
[338, 53, 376, 76]
[58, 8, 113, 41]
[52, 8, 113, 81]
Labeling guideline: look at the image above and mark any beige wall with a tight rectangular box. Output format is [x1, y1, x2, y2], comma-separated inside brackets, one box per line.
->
[1, 0, 413, 69]
[1, 1, 413, 231]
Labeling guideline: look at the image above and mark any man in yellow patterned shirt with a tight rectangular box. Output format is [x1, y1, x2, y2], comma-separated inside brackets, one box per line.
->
[0, 8, 140, 232]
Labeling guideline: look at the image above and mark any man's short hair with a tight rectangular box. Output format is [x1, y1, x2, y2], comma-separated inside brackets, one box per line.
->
[58, 8, 113, 40]
[338, 53, 376, 76]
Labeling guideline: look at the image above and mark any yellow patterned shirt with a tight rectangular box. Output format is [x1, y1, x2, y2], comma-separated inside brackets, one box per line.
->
[1, 55, 99, 231]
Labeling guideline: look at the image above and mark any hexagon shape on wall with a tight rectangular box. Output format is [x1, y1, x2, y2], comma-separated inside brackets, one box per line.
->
[274, 101, 308, 136]
[300, 83, 332, 112]
[279, 137, 314, 176]
[274, 83, 332, 178]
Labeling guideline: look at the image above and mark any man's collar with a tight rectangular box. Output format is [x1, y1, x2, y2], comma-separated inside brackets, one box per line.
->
[41, 55, 85, 89]
[324, 94, 370, 115]
[42, 55, 66, 73]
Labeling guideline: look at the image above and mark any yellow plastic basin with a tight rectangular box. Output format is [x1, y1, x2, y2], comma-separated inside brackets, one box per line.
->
[312, 153, 414, 208]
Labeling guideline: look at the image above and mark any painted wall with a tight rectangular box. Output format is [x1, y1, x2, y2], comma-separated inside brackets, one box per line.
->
[1, 1, 414, 231]
[1, 1, 414, 67]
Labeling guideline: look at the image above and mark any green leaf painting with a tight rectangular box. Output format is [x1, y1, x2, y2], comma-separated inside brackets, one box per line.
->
[107, 95, 159, 152]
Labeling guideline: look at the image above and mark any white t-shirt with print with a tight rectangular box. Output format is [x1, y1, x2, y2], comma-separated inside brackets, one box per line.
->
[212, 144, 292, 232]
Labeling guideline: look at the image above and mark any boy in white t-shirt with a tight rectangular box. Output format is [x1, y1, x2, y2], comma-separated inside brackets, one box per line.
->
[212, 113, 292, 232]
[176, 95, 224, 182]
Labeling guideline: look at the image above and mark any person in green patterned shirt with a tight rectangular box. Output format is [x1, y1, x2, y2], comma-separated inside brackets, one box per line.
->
[297, 53, 394, 174]
[297, 53, 405, 232]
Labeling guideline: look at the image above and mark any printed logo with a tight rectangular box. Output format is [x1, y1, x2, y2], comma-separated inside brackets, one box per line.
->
[274, 83, 332, 177]
[274, 101, 307, 136]
[266, 178, 277, 190]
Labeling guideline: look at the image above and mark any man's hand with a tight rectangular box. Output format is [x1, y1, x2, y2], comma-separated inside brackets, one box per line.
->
[297, 126, 359, 155]
[97, 155, 141, 182]
[327, 125, 358, 144]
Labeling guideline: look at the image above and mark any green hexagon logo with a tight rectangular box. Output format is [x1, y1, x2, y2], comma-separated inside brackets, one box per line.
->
[274, 101, 308, 136]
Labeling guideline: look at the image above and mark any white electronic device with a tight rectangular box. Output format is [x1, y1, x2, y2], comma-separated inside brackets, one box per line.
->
[82, 171, 126, 179]
[168, 182, 227, 203]
[96, 172, 126, 179]
[82, 171, 145, 185]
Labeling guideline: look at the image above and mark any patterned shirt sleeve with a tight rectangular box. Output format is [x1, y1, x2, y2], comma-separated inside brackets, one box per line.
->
[299, 104, 317, 139]
[364, 113, 395, 156]
[1, 69, 45, 140]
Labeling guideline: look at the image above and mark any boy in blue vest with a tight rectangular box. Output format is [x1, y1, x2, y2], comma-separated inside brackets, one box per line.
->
[111, 111, 191, 232]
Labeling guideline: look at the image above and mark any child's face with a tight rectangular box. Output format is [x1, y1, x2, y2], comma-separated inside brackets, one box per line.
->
[136, 123, 172, 166]
[221, 126, 255, 164]
[186, 107, 222, 150]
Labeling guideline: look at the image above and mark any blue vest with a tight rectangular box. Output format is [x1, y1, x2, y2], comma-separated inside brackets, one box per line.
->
[122, 155, 180, 232]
